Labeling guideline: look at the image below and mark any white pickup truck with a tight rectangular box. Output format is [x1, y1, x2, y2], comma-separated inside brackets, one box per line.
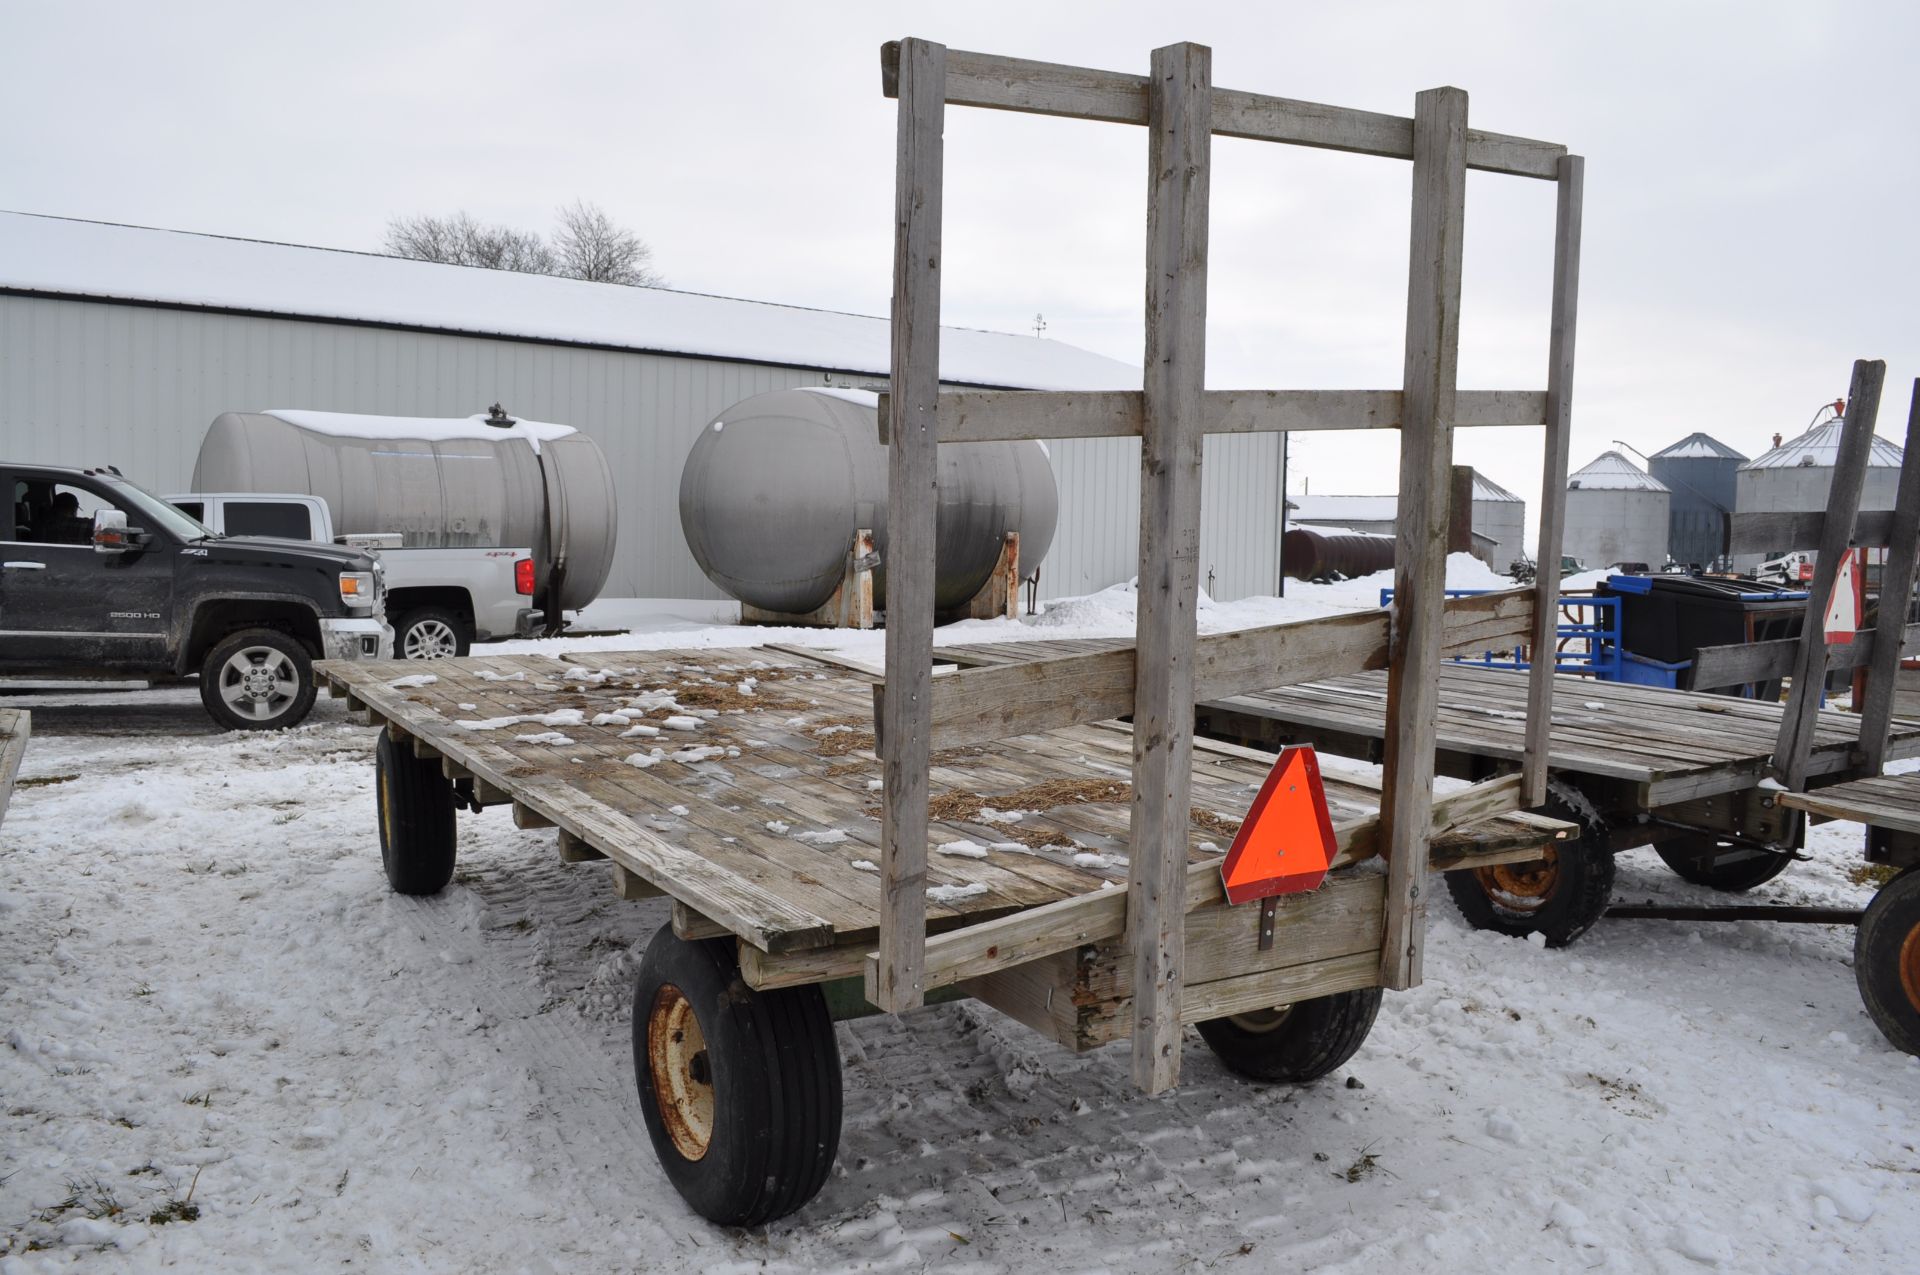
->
[168, 492, 541, 658]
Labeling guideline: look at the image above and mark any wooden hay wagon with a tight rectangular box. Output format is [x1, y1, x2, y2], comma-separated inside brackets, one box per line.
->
[323, 38, 1594, 1225]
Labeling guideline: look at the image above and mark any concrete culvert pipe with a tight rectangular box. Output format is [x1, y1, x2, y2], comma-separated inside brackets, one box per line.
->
[678, 388, 1058, 615]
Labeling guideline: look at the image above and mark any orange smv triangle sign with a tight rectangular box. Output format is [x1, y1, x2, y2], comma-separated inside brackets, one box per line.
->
[1219, 745, 1339, 905]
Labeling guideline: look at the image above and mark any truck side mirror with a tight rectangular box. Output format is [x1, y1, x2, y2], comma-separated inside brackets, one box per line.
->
[92, 508, 145, 554]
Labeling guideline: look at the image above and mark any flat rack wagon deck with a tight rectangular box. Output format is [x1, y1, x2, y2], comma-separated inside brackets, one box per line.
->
[937, 639, 1920, 806]
[322, 648, 1569, 975]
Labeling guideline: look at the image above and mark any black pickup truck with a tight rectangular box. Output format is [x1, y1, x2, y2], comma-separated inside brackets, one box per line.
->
[2, 463, 392, 729]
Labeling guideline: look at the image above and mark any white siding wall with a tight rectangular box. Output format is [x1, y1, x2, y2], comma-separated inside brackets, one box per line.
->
[0, 294, 1286, 605]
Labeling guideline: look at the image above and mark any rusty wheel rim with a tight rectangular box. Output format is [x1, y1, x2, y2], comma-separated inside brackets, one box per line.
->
[1901, 922, 1920, 1017]
[648, 984, 715, 1161]
[1228, 1004, 1295, 1034]
[1473, 847, 1561, 916]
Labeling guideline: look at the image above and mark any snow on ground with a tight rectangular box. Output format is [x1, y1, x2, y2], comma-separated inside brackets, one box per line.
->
[3, 575, 1918, 1271]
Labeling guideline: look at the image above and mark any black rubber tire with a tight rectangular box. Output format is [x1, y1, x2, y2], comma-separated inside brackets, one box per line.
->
[1855, 865, 1920, 1056]
[1443, 782, 1616, 947]
[375, 727, 457, 895]
[1655, 834, 1793, 892]
[632, 925, 841, 1227]
[198, 627, 318, 731]
[394, 607, 472, 660]
[1197, 988, 1383, 1083]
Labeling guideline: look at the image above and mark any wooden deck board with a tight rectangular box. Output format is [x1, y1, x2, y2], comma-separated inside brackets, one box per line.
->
[1778, 774, 1920, 835]
[942, 639, 1920, 806]
[321, 647, 1572, 955]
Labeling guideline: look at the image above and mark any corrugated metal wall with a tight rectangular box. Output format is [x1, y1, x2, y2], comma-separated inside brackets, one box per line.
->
[0, 294, 1286, 605]
[1564, 489, 1670, 568]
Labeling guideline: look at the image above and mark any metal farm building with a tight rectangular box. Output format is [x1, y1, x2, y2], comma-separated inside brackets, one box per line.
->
[1287, 470, 1527, 571]
[1564, 450, 1670, 568]
[0, 212, 1293, 604]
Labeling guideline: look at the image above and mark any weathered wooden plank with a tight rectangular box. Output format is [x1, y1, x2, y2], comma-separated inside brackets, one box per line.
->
[880, 43, 1564, 179]
[1773, 359, 1885, 789]
[886, 770, 1527, 994]
[557, 828, 606, 862]
[902, 590, 1532, 752]
[1778, 775, 1920, 836]
[874, 35, 946, 1015]
[1856, 380, 1920, 771]
[672, 901, 732, 942]
[1523, 154, 1584, 807]
[611, 861, 664, 900]
[1691, 624, 1919, 691]
[1083, 950, 1384, 1048]
[0, 709, 29, 832]
[513, 800, 557, 830]
[1128, 40, 1213, 1094]
[1728, 508, 1898, 555]
[875, 387, 1547, 443]
[1379, 85, 1469, 991]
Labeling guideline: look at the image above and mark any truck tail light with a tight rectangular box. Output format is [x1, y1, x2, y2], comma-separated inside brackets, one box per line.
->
[515, 558, 536, 596]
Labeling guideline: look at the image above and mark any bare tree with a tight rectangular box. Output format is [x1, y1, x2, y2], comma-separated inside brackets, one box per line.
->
[383, 212, 556, 275]
[383, 203, 663, 287]
[551, 200, 663, 286]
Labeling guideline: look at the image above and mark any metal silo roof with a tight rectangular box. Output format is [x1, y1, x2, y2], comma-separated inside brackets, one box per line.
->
[1650, 432, 1747, 462]
[1567, 451, 1669, 492]
[1470, 472, 1523, 503]
[1739, 419, 1904, 471]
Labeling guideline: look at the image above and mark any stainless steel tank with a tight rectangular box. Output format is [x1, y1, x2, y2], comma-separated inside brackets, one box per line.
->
[191, 409, 617, 612]
[678, 388, 1058, 614]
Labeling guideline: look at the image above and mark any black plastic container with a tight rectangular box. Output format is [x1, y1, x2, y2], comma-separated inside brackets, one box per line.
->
[1601, 574, 1808, 697]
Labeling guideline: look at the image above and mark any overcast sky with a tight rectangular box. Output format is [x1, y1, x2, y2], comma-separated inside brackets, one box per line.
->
[4, 1, 1915, 541]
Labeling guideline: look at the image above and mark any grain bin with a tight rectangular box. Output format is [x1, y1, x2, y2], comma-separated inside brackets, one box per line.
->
[1733, 415, 1904, 570]
[191, 408, 618, 614]
[1564, 451, 1670, 569]
[1648, 432, 1746, 571]
[678, 388, 1057, 616]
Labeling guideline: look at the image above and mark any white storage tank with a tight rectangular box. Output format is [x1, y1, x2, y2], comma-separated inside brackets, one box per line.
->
[678, 388, 1057, 616]
[1733, 413, 1904, 570]
[1564, 451, 1670, 569]
[191, 407, 618, 613]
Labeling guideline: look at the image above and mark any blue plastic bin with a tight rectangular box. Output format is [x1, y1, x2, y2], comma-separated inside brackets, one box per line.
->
[1616, 650, 1690, 689]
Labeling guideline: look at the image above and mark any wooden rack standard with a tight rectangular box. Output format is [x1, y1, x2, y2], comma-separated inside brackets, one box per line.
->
[870, 37, 1583, 1093]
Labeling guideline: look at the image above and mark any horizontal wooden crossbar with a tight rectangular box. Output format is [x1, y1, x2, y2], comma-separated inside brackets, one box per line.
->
[867, 772, 1532, 997]
[1690, 622, 1920, 691]
[1729, 509, 1899, 555]
[876, 388, 1547, 444]
[880, 43, 1565, 179]
[876, 589, 1535, 752]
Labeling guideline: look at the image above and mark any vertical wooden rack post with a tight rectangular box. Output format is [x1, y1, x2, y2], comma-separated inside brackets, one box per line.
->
[870, 37, 1584, 1093]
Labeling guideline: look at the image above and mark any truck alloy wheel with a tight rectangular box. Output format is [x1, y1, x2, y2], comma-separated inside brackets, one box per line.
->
[396, 608, 471, 659]
[199, 628, 318, 731]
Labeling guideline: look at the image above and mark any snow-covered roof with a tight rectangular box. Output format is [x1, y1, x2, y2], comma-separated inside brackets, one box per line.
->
[1651, 432, 1747, 462]
[1567, 451, 1668, 492]
[1287, 494, 1399, 523]
[1738, 418, 1904, 471]
[0, 211, 1139, 392]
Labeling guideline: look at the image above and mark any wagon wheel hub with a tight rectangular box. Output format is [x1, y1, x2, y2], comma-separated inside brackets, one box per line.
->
[648, 984, 715, 1161]
[1473, 847, 1561, 914]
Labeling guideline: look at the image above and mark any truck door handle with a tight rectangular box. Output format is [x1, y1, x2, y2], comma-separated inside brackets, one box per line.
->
[2, 561, 47, 570]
